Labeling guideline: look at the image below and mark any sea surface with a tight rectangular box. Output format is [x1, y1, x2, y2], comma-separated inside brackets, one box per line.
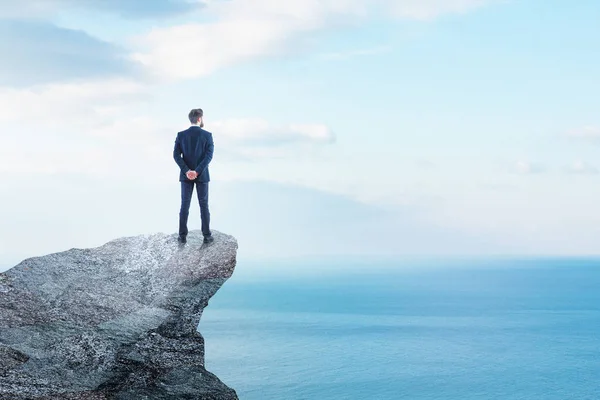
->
[200, 258, 600, 400]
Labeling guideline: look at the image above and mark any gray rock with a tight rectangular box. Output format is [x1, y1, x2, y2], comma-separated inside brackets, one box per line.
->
[0, 230, 238, 400]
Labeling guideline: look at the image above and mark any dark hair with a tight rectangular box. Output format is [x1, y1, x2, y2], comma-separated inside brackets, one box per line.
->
[188, 108, 203, 124]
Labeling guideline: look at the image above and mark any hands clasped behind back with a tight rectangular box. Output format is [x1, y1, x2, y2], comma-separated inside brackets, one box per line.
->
[185, 170, 198, 180]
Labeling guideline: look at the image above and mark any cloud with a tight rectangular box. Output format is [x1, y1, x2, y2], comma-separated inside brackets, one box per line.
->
[0, 20, 140, 87]
[129, 0, 497, 80]
[0, 79, 334, 180]
[386, 0, 496, 20]
[211, 118, 335, 146]
[316, 45, 393, 60]
[0, 78, 148, 128]
[0, 0, 499, 85]
[0, 78, 169, 180]
[204, 118, 336, 162]
[477, 182, 519, 191]
[0, 0, 203, 19]
[0, 121, 174, 183]
[567, 126, 600, 139]
[564, 160, 599, 175]
[511, 160, 545, 175]
[0, 0, 498, 85]
[415, 159, 437, 170]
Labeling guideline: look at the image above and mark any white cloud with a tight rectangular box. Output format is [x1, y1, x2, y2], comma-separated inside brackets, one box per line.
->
[564, 160, 599, 175]
[0, 117, 171, 181]
[129, 0, 496, 80]
[415, 159, 437, 169]
[0, 79, 334, 182]
[128, 0, 362, 80]
[205, 118, 335, 162]
[567, 125, 600, 139]
[512, 160, 545, 175]
[211, 118, 335, 145]
[0, 0, 203, 19]
[0, 78, 147, 129]
[316, 44, 393, 60]
[0, 78, 172, 181]
[0, 19, 137, 87]
[386, 0, 495, 20]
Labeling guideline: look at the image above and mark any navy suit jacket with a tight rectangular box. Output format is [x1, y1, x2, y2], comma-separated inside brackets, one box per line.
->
[173, 126, 214, 183]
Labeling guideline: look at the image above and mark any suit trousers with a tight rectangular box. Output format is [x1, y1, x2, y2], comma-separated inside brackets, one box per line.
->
[179, 181, 211, 237]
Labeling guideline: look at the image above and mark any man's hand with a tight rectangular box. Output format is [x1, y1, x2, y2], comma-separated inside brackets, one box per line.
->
[186, 170, 198, 180]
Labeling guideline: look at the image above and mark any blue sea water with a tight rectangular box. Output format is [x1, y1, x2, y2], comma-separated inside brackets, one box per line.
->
[200, 258, 600, 400]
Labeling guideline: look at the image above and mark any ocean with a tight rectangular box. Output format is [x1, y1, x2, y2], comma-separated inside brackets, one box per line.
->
[200, 258, 600, 400]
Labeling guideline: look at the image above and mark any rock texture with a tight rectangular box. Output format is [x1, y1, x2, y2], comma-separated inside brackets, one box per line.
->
[0, 230, 238, 400]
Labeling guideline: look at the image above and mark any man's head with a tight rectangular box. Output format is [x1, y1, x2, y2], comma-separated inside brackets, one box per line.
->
[188, 108, 204, 127]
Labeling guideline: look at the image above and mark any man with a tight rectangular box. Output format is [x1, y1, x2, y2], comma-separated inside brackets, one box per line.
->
[173, 108, 215, 244]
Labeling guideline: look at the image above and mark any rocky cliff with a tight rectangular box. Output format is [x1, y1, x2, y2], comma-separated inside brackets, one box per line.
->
[0, 230, 238, 399]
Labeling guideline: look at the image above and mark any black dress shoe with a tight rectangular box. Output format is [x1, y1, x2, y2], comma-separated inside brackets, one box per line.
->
[177, 235, 187, 244]
[203, 235, 214, 244]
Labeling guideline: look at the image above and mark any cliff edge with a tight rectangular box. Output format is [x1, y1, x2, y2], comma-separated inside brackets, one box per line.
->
[0, 230, 238, 400]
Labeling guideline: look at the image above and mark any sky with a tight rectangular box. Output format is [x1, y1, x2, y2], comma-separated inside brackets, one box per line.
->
[1, 0, 600, 270]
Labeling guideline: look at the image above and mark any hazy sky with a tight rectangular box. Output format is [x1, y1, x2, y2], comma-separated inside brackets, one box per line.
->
[1, 0, 600, 270]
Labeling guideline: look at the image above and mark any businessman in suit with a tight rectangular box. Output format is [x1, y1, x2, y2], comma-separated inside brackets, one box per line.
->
[173, 108, 214, 244]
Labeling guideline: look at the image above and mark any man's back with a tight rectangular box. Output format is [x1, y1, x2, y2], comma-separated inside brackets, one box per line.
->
[175, 108, 214, 244]
[174, 126, 214, 183]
